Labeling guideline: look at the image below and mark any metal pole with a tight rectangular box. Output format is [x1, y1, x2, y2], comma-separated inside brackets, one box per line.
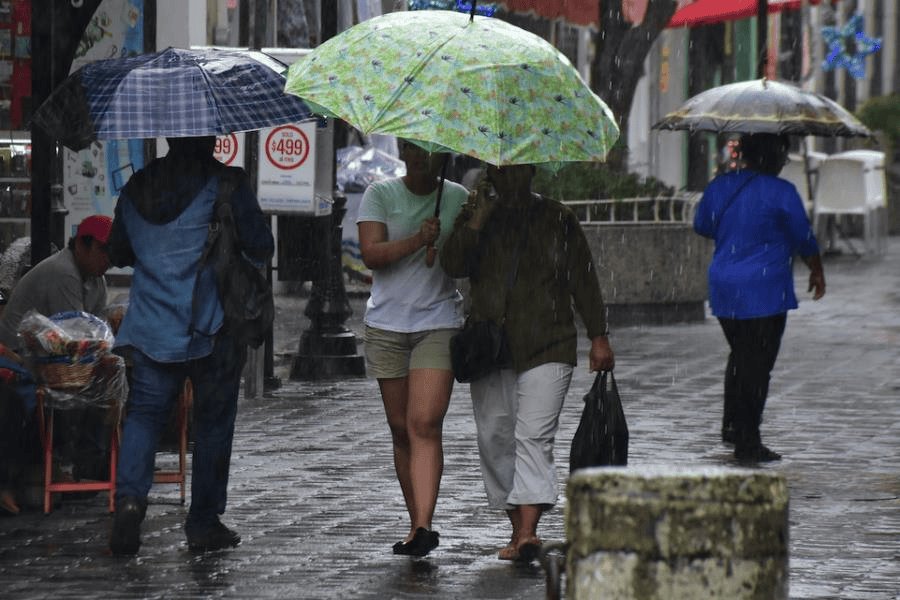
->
[757, 0, 768, 78]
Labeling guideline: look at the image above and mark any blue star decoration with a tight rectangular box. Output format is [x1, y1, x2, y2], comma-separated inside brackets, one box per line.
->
[822, 14, 882, 79]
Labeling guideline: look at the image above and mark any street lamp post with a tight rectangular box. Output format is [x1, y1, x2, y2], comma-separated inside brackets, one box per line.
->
[290, 190, 365, 379]
[289, 0, 364, 379]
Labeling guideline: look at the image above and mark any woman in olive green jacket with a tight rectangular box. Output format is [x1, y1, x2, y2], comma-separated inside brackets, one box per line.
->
[441, 164, 615, 562]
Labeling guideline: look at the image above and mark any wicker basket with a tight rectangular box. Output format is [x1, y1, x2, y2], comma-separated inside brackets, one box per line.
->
[35, 358, 94, 389]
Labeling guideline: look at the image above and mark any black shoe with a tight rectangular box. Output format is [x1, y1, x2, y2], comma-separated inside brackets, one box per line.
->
[395, 527, 439, 557]
[186, 519, 241, 553]
[110, 496, 146, 556]
[721, 425, 737, 445]
[734, 444, 781, 464]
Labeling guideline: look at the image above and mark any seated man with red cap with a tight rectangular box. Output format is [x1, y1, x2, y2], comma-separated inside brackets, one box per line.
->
[0, 214, 113, 514]
[0, 214, 112, 349]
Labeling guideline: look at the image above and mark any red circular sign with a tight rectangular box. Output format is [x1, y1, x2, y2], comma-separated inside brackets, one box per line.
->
[214, 133, 240, 165]
[265, 125, 310, 170]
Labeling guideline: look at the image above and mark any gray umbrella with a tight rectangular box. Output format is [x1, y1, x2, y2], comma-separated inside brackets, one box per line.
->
[652, 78, 871, 138]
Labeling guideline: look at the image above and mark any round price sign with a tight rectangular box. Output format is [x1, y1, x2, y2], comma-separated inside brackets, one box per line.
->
[214, 133, 240, 165]
[265, 125, 311, 170]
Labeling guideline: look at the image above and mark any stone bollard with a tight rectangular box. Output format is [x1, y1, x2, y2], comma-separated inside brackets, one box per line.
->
[565, 466, 789, 599]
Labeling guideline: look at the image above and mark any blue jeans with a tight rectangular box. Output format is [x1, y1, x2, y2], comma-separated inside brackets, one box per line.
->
[116, 333, 246, 532]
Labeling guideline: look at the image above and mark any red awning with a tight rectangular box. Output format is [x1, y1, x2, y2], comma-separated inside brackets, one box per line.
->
[497, 1, 834, 30]
[669, 0, 833, 29]
[498, 0, 599, 28]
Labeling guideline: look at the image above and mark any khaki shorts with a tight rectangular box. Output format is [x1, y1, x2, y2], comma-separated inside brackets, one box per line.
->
[364, 326, 457, 378]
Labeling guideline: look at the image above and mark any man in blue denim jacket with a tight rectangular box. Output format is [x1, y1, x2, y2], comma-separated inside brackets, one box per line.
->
[107, 136, 274, 555]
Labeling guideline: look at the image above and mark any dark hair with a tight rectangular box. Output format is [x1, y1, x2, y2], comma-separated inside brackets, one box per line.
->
[166, 136, 216, 158]
[739, 133, 789, 175]
[68, 235, 94, 251]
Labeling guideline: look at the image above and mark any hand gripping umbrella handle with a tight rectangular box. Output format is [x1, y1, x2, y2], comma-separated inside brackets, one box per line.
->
[425, 155, 450, 268]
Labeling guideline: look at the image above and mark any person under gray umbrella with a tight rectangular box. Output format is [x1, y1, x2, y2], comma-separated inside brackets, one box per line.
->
[693, 133, 825, 464]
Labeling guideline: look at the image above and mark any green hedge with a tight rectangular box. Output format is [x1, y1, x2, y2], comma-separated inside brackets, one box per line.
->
[533, 161, 675, 201]
[856, 94, 899, 155]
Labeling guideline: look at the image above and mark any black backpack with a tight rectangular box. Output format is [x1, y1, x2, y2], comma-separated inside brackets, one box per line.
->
[192, 167, 274, 349]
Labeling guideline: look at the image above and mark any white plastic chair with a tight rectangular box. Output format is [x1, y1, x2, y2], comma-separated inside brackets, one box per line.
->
[831, 150, 887, 253]
[781, 158, 814, 215]
[813, 156, 880, 255]
[783, 151, 828, 216]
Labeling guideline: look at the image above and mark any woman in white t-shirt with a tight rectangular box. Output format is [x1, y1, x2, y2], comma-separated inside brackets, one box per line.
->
[357, 139, 468, 557]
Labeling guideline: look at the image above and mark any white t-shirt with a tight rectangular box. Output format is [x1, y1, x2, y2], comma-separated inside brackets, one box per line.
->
[357, 177, 468, 333]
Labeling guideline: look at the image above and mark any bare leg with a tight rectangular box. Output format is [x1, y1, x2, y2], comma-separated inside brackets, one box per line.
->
[499, 505, 543, 560]
[405, 368, 453, 531]
[515, 504, 542, 545]
[378, 377, 415, 540]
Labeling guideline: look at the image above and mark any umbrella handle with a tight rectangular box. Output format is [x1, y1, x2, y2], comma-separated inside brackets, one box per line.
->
[425, 155, 450, 268]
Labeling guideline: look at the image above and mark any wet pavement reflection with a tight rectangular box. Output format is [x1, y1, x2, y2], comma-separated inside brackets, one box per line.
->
[1, 239, 899, 599]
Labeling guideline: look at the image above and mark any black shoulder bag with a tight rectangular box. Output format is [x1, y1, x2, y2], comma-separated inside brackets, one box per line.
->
[191, 168, 274, 349]
[449, 200, 532, 383]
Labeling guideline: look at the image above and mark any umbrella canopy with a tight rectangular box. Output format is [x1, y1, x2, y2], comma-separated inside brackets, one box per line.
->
[284, 10, 619, 168]
[31, 47, 312, 151]
[652, 78, 871, 137]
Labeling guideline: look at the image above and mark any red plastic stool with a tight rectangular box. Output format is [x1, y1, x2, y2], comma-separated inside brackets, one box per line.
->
[37, 389, 119, 514]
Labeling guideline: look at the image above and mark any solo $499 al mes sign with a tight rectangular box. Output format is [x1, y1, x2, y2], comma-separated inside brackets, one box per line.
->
[256, 121, 319, 214]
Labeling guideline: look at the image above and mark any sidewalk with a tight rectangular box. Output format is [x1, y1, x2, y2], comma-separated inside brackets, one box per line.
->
[1, 239, 899, 599]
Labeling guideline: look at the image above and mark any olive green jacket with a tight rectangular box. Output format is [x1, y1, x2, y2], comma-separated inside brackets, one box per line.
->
[441, 194, 607, 373]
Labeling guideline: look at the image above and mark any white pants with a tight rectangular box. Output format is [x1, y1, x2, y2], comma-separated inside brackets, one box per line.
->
[470, 363, 573, 510]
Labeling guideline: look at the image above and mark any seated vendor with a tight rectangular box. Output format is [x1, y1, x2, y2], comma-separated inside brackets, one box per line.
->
[0, 215, 111, 349]
[0, 215, 113, 514]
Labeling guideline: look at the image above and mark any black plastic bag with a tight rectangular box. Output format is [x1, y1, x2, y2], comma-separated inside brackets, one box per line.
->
[569, 370, 628, 471]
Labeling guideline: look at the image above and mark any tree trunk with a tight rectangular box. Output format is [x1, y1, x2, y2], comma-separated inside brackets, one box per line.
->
[591, 0, 678, 169]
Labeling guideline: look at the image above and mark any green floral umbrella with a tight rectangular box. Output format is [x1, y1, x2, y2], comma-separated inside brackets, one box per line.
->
[284, 9, 619, 168]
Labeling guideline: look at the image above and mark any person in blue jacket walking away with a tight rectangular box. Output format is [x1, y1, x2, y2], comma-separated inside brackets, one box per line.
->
[694, 133, 826, 464]
[107, 136, 274, 555]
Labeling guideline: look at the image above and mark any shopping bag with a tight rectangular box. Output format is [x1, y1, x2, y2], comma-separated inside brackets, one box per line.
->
[569, 370, 628, 471]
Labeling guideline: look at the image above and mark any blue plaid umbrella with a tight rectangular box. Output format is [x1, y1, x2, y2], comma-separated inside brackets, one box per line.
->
[31, 47, 312, 151]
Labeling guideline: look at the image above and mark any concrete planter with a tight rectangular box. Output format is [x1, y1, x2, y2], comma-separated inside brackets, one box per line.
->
[582, 224, 712, 326]
[566, 466, 789, 600]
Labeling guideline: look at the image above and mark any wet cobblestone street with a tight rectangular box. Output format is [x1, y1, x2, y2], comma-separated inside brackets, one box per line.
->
[1, 239, 899, 599]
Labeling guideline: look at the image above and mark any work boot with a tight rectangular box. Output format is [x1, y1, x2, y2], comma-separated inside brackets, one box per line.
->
[109, 496, 147, 556]
[721, 424, 737, 445]
[734, 443, 781, 464]
[185, 518, 241, 553]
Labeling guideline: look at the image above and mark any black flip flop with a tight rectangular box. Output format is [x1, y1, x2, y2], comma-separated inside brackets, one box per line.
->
[396, 527, 439, 557]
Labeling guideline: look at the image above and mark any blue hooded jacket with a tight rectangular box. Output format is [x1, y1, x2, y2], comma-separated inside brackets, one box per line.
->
[109, 153, 273, 362]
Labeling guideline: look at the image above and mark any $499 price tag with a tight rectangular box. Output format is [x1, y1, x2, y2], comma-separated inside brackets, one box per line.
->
[265, 125, 310, 170]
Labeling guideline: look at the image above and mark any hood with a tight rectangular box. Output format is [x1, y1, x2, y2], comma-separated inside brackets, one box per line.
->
[121, 152, 224, 224]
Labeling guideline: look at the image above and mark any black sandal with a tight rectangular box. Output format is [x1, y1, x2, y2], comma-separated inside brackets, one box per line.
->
[395, 527, 439, 557]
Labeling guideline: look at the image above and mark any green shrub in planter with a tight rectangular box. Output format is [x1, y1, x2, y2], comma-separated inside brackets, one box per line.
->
[856, 94, 899, 153]
[533, 162, 675, 202]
